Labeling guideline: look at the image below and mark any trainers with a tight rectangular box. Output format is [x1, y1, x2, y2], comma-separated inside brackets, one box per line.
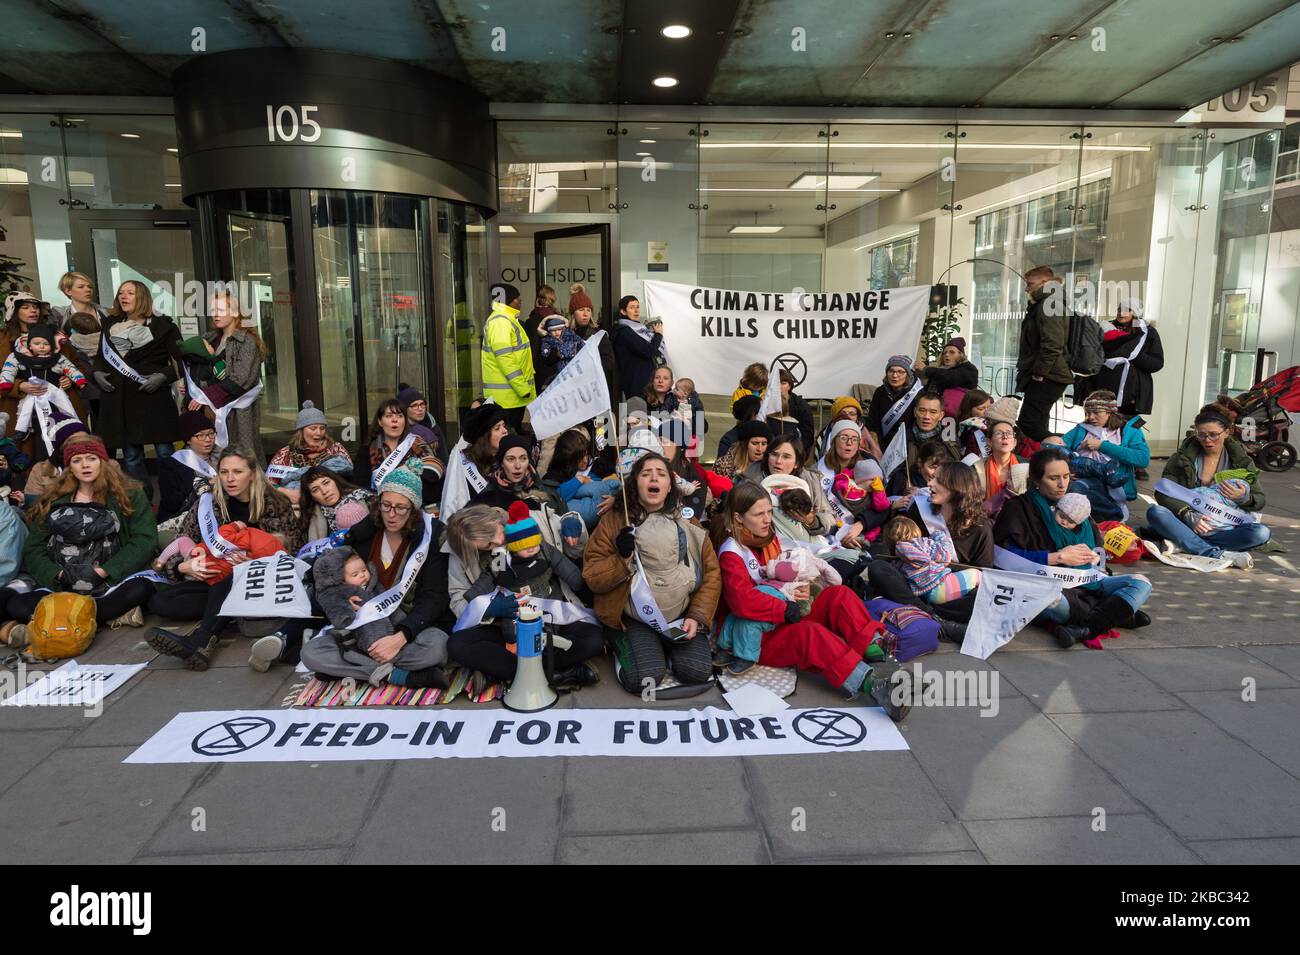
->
[725, 657, 756, 676]
[1222, 550, 1254, 570]
[368, 662, 394, 687]
[106, 606, 145, 630]
[248, 633, 285, 673]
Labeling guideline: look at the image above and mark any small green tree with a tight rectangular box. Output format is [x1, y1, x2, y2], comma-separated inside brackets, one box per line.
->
[921, 295, 964, 364]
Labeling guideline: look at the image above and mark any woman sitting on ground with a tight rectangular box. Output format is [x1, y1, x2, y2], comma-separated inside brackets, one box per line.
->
[994, 447, 1154, 648]
[712, 419, 770, 482]
[1060, 390, 1149, 523]
[541, 427, 619, 531]
[265, 401, 353, 504]
[474, 435, 587, 558]
[145, 448, 301, 671]
[1, 435, 158, 648]
[956, 388, 993, 457]
[396, 383, 447, 463]
[351, 399, 442, 505]
[814, 395, 870, 460]
[299, 470, 453, 687]
[445, 503, 604, 691]
[1144, 407, 1270, 567]
[973, 418, 1022, 517]
[748, 432, 853, 543]
[158, 410, 219, 524]
[297, 466, 373, 543]
[584, 453, 720, 694]
[710, 483, 908, 720]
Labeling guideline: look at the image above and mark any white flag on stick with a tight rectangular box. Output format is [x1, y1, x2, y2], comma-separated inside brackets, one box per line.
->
[755, 359, 784, 423]
[526, 330, 612, 441]
[881, 422, 907, 479]
[960, 568, 1062, 660]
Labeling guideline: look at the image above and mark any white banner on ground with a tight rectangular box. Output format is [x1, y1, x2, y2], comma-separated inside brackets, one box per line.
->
[1140, 539, 1232, 573]
[526, 330, 612, 440]
[452, 589, 597, 632]
[3, 660, 146, 707]
[642, 282, 929, 397]
[218, 552, 314, 619]
[960, 568, 1063, 660]
[993, 545, 1107, 588]
[124, 705, 908, 763]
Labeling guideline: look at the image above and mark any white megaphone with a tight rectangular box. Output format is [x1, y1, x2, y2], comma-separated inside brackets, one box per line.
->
[503, 604, 557, 713]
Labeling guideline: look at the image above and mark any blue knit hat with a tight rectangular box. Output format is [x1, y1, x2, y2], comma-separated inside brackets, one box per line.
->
[378, 467, 422, 508]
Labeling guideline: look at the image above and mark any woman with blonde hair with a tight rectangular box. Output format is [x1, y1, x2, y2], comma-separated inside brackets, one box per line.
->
[51, 271, 106, 410]
[145, 447, 300, 670]
[93, 279, 184, 499]
[1, 434, 158, 646]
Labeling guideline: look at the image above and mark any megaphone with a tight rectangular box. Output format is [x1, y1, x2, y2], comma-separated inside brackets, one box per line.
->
[503, 604, 557, 713]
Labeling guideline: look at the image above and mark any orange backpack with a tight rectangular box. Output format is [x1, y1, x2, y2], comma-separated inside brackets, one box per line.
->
[25, 592, 98, 660]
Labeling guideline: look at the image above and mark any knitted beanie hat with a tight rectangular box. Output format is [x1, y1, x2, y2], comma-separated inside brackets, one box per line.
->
[378, 467, 422, 508]
[886, 354, 913, 374]
[505, 500, 541, 552]
[63, 437, 108, 466]
[830, 395, 862, 419]
[296, 400, 327, 430]
[396, 382, 425, 407]
[1056, 492, 1091, 525]
[853, 458, 884, 483]
[1083, 390, 1119, 415]
[737, 419, 771, 443]
[567, 283, 594, 314]
[984, 395, 1022, 426]
[826, 418, 861, 449]
[178, 409, 214, 442]
[26, 323, 57, 351]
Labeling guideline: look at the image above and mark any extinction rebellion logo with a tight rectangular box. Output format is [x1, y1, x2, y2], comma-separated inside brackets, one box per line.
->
[191, 717, 276, 756]
[791, 708, 867, 747]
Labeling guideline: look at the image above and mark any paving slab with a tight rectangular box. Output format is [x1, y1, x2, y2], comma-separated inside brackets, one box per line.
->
[902, 697, 1140, 821]
[1176, 688, 1300, 778]
[72, 667, 293, 746]
[1115, 646, 1297, 692]
[559, 829, 769, 864]
[1187, 837, 1300, 864]
[965, 814, 1199, 864]
[990, 649, 1182, 713]
[1242, 644, 1300, 681]
[0, 746, 204, 864]
[745, 751, 974, 858]
[0, 728, 75, 796]
[348, 757, 564, 864]
[144, 760, 389, 855]
[134, 848, 350, 865]
[1051, 710, 1300, 840]
[781, 850, 987, 864]
[563, 756, 753, 833]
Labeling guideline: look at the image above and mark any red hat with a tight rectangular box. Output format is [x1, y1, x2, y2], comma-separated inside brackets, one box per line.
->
[63, 438, 109, 467]
[567, 283, 594, 314]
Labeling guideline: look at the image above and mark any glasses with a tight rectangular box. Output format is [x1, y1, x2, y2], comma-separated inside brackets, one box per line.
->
[1196, 430, 1226, 440]
[379, 502, 412, 514]
[991, 430, 1016, 439]
[193, 430, 217, 441]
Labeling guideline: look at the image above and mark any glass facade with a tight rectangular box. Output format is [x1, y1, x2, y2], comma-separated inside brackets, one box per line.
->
[498, 117, 1300, 452]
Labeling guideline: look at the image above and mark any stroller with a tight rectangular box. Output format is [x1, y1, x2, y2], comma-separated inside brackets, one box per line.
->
[1216, 365, 1300, 471]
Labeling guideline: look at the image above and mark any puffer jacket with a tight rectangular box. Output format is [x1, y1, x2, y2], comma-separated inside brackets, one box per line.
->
[582, 507, 721, 631]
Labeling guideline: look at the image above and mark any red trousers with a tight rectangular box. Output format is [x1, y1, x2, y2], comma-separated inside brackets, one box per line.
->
[757, 585, 884, 688]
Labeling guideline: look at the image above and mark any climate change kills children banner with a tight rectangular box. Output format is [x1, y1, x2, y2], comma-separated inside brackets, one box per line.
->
[643, 281, 930, 397]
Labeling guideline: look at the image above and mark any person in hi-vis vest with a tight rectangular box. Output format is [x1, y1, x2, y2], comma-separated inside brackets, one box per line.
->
[480, 283, 535, 432]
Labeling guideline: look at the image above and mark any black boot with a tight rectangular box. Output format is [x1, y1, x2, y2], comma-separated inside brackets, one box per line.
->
[938, 619, 967, 643]
[401, 666, 450, 689]
[1127, 610, 1152, 629]
[146, 627, 212, 671]
[551, 662, 600, 689]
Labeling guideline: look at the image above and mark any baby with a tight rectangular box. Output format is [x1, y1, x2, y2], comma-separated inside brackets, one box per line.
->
[0, 324, 86, 442]
[1054, 492, 1092, 531]
[538, 315, 582, 373]
[832, 458, 891, 540]
[473, 502, 589, 617]
[886, 516, 981, 605]
[773, 486, 818, 542]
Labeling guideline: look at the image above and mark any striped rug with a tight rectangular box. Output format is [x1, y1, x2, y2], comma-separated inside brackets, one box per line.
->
[285, 665, 503, 708]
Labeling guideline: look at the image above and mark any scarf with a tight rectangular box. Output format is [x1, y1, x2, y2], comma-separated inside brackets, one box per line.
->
[985, 454, 1018, 499]
[912, 422, 942, 442]
[733, 522, 782, 564]
[880, 370, 917, 403]
[1030, 489, 1097, 553]
[368, 530, 410, 589]
[490, 464, 538, 495]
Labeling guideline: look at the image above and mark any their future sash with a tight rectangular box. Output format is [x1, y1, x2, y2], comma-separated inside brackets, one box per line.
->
[879, 376, 924, 437]
[196, 491, 242, 559]
[993, 544, 1106, 588]
[453, 588, 597, 632]
[371, 434, 416, 490]
[1154, 478, 1258, 526]
[99, 335, 149, 385]
[348, 513, 434, 631]
[172, 448, 216, 479]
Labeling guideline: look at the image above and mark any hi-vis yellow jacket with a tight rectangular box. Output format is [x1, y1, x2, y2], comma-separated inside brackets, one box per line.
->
[480, 301, 536, 408]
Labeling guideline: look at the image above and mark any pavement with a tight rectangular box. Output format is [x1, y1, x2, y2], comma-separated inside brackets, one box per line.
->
[3, 467, 1300, 865]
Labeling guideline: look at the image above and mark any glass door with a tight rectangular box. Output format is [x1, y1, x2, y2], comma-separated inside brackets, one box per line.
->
[69, 209, 200, 333]
[533, 223, 613, 325]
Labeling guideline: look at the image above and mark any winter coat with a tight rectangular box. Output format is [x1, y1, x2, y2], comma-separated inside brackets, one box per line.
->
[93, 314, 184, 447]
[574, 321, 617, 399]
[205, 331, 264, 463]
[918, 360, 979, 393]
[738, 462, 835, 536]
[612, 322, 664, 400]
[1077, 323, 1164, 416]
[313, 546, 402, 649]
[786, 392, 815, 456]
[461, 541, 589, 611]
[157, 452, 216, 523]
[582, 507, 721, 632]
[1015, 296, 1073, 390]
[1155, 436, 1265, 520]
[340, 514, 451, 636]
[865, 382, 915, 446]
[992, 493, 1101, 621]
[22, 487, 157, 590]
[1061, 417, 1150, 501]
[0, 325, 91, 459]
[267, 440, 353, 488]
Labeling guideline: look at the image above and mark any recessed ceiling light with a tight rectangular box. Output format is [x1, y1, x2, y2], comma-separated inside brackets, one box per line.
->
[164, 183, 181, 188]
[640, 139, 656, 144]
[120, 133, 140, 139]
[653, 76, 678, 88]
[661, 24, 691, 39]
[167, 147, 178, 153]
[635, 152, 651, 157]
[729, 225, 784, 234]
[788, 173, 880, 190]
